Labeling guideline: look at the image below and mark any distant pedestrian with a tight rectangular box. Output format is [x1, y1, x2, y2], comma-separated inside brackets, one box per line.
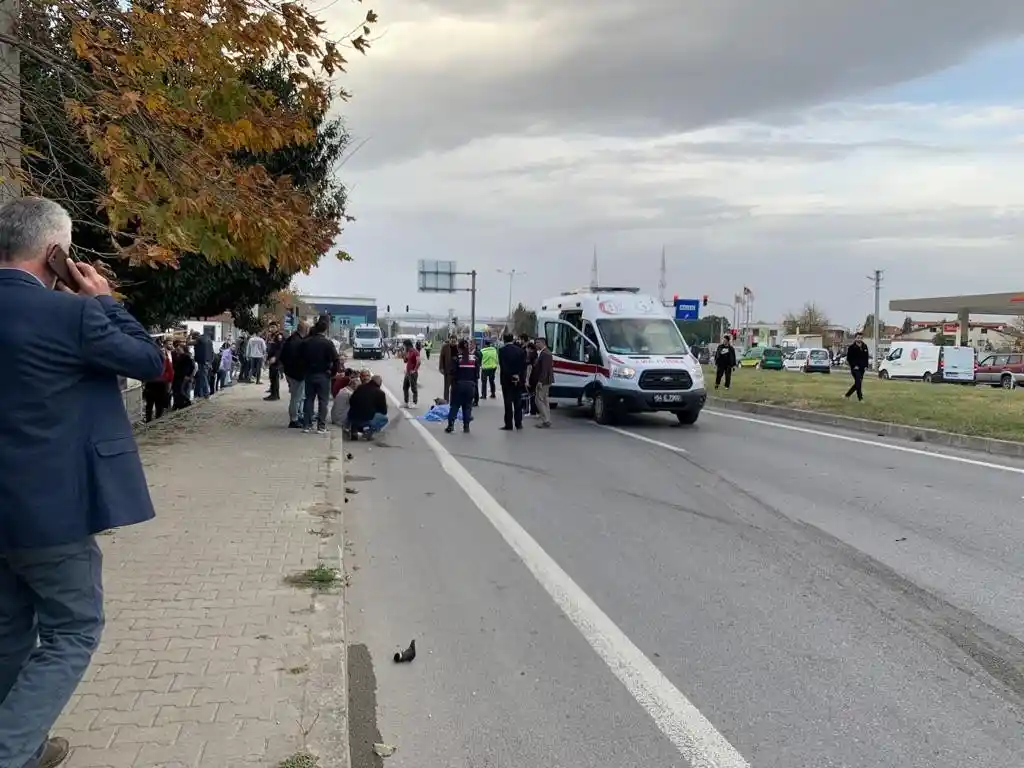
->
[402, 339, 420, 407]
[265, 331, 284, 401]
[845, 332, 870, 401]
[218, 342, 234, 389]
[246, 333, 267, 384]
[191, 331, 215, 399]
[280, 321, 310, 428]
[533, 336, 554, 428]
[0, 195, 165, 768]
[498, 332, 527, 430]
[300, 318, 340, 434]
[439, 335, 456, 402]
[479, 340, 498, 399]
[714, 334, 737, 389]
[172, 340, 195, 409]
[144, 341, 175, 422]
[446, 339, 478, 433]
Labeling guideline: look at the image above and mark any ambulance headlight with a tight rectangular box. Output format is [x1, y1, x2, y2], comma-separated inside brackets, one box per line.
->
[612, 365, 636, 379]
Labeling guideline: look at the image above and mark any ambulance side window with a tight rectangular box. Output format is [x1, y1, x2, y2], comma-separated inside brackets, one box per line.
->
[548, 322, 584, 362]
[582, 321, 601, 364]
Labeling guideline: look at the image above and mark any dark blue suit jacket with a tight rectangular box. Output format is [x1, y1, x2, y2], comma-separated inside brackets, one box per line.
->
[0, 269, 165, 550]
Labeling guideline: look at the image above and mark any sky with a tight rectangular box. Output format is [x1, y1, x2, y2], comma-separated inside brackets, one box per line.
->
[295, 0, 1024, 328]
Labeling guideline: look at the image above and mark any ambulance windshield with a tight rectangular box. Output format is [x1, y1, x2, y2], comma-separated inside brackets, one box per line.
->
[595, 318, 689, 356]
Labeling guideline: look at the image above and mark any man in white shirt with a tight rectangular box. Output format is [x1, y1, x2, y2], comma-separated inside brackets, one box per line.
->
[246, 334, 267, 384]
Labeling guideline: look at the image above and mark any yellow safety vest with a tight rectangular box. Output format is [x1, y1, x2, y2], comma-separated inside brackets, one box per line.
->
[480, 346, 498, 369]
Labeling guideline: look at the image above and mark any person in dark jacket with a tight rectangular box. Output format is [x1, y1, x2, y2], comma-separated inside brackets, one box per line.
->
[446, 338, 478, 433]
[280, 321, 309, 428]
[472, 340, 483, 406]
[172, 340, 195, 409]
[497, 332, 527, 430]
[348, 375, 389, 438]
[713, 334, 737, 390]
[191, 331, 215, 399]
[265, 331, 285, 402]
[299, 319, 340, 433]
[845, 332, 870, 401]
[438, 335, 456, 402]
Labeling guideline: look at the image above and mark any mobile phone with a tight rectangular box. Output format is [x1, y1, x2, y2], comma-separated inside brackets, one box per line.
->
[46, 245, 78, 289]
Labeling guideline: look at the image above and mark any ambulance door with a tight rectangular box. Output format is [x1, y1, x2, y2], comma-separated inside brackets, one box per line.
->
[543, 319, 600, 402]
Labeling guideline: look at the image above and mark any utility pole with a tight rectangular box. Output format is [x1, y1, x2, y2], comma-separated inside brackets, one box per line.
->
[469, 269, 477, 343]
[0, 0, 20, 201]
[590, 246, 598, 289]
[497, 268, 525, 330]
[657, 246, 666, 305]
[868, 269, 883, 367]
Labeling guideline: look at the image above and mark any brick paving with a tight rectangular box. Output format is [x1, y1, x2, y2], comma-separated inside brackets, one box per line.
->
[54, 383, 349, 768]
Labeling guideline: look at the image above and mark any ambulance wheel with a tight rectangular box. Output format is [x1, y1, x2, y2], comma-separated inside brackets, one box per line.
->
[676, 410, 699, 425]
[593, 391, 613, 425]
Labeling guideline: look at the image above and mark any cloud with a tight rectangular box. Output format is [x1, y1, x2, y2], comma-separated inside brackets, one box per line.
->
[302, 2, 1024, 326]
[332, 0, 1024, 164]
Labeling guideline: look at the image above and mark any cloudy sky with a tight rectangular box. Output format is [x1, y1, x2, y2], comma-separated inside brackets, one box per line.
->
[296, 0, 1024, 328]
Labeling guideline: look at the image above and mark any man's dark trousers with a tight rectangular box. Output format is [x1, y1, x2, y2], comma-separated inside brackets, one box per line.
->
[303, 373, 331, 429]
[268, 364, 281, 399]
[449, 381, 475, 428]
[846, 367, 865, 400]
[501, 384, 523, 429]
[715, 365, 732, 389]
[0, 538, 104, 768]
[481, 369, 496, 399]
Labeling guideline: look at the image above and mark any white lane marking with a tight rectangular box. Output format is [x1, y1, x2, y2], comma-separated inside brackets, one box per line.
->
[380, 384, 749, 768]
[598, 424, 688, 454]
[704, 408, 1024, 476]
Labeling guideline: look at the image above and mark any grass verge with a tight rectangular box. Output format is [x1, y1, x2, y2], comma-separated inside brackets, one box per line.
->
[707, 367, 1024, 442]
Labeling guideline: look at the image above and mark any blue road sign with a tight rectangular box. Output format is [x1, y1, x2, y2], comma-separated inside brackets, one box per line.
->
[673, 299, 700, 321]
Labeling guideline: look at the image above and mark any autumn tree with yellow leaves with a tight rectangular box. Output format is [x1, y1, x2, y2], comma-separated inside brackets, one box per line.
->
[4, 0, 374, 325]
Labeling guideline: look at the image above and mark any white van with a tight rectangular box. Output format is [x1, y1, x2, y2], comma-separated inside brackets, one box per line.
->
[879, 341, 939, 381]
[351, 323, 384, 360]
[537, 287, 706, 424]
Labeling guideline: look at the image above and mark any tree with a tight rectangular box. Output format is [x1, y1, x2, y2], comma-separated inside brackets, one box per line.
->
[9, 0, 376, 269]
[933, 333, 953, 346]
[862, 314, 886, 337]
[901, 316, 914, 335]
[15, 14, 360, 328]
[676, 315, 729, 344]
[511, 303, 537, 337]
[783, 303, 830, 334]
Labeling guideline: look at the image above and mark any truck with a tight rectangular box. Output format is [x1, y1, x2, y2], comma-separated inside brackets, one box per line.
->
[351, 324, 384, 360]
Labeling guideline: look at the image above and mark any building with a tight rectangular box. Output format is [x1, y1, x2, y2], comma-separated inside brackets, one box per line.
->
[896, 320, 1017, 352]
[184, 313, 237, 343]
[296, 294, 377, 338]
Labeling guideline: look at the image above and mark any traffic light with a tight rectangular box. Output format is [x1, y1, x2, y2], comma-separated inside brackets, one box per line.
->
[386, 304, 390, 312]
[405, 305, 410, 312]
[673, 293, 678, 302]
[702, 295, 708, 307]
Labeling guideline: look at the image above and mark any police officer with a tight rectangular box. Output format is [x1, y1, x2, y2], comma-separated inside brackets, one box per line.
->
[446, 339, 479, 434]
[479, 339, 498, 399]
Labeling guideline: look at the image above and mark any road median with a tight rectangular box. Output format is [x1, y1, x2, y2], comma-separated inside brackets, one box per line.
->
[707, 367, 1024, 458]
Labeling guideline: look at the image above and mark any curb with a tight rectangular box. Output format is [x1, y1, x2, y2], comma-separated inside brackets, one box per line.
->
[304, 428, 351, 768]
[707, 397, 1024, 459]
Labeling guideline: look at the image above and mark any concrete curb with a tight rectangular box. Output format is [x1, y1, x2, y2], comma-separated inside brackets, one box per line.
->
[707, 396, 1024, 459]
[304, 429, 351, 767]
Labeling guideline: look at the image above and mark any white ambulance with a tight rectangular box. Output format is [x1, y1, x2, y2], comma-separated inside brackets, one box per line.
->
[351, 323, 384, 360]
[536, 287, 707, 424]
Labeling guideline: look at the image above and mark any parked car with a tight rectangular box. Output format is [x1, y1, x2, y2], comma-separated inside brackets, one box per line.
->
[804, 348, 832, 374]
[975, 352, 1024, 389]
[783, 348, 810, 371]
[760, 347, 784, 370]
[739, 347, 765, 368]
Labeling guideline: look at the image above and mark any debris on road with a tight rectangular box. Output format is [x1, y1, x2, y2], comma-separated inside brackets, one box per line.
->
[373, 743, 397, 758]
[394, 639, 416, 663]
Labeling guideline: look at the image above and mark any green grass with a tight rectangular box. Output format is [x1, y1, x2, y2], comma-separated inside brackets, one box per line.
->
[708, 367, 1024, 442]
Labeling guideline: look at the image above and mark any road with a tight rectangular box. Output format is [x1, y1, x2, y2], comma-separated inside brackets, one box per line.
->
[343, 357, 1024, 768]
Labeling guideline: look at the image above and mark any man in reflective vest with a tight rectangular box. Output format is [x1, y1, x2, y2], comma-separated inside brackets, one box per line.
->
[479, 340, 498, 400]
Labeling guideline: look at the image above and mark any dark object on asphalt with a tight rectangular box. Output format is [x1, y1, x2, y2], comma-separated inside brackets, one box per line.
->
[394, 640, 416, 663]
[346, 453, 353, 460]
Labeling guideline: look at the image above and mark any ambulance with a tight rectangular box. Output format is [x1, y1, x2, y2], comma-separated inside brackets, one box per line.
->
[536, 287, 707, 424]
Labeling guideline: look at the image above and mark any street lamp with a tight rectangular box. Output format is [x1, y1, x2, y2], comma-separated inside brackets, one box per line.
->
[497, 268, 526, 327]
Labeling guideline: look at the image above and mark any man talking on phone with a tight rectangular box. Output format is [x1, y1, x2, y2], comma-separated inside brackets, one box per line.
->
[0, 197, 164, 768]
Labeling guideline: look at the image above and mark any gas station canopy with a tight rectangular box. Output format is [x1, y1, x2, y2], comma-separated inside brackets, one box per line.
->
[889, 292, 1024, 315]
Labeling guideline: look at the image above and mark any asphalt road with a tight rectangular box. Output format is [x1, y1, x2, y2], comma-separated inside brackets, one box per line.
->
[343, 357, 1024, 768]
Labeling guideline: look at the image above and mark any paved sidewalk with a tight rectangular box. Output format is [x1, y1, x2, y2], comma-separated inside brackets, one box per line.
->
[54, 383, 349, 768]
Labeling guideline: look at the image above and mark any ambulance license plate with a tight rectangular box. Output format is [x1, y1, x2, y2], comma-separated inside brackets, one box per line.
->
[653, 393, 683, 403]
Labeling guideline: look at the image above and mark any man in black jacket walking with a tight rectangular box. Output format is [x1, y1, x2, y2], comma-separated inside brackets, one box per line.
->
[280, 321, 309, 428]
[265, 331, 285, 402]
[713, 334, 737, 389]
[299, 319, 340, 434]
[845, 332, 870, 401]
[498, 333, 527, 430]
